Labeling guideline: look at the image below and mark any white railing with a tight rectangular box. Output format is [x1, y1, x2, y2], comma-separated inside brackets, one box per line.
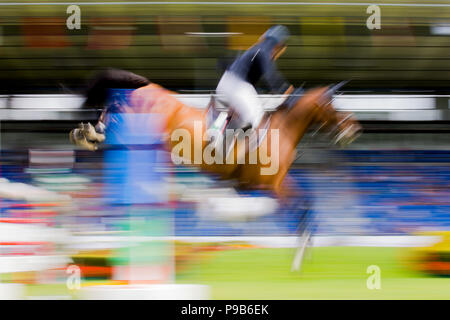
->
[0, 94, 448, 121]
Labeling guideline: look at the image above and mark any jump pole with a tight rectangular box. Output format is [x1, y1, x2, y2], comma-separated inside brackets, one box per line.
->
[80, 89, 209, 299]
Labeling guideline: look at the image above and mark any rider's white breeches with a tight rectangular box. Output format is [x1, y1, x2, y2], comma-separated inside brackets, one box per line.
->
[216, 71, 264, 129]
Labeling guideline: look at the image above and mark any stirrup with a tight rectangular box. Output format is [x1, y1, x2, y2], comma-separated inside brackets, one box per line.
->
[247, 117, 271, 152]
[207, 112, 228, 138]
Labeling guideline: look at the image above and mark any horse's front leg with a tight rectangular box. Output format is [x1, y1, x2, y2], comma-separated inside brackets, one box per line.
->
[276, 175, 313, 272]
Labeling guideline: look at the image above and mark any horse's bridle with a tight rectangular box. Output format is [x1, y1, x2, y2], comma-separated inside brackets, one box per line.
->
[331, 113, 362, 146]
[311, 90, 361, 147]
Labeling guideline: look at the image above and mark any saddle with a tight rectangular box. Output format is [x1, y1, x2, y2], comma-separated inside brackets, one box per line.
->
[205, 95, 271, 160]
[206, 87, 305, 137]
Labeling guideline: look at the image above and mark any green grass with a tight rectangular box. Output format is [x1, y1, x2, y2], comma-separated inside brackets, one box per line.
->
[23, 246, 450, 299]
[176, 247, 450, 299]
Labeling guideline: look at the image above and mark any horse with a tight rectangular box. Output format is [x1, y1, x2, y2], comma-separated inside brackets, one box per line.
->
[71, 69, 362, 272]
[71, 69, 362, 199]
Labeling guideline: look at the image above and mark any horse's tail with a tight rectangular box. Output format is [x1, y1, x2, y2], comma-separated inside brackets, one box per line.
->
[83, 68, 150, 109]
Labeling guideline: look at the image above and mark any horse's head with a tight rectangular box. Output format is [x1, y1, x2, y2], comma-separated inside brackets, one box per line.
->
[312, 82, 362, 147]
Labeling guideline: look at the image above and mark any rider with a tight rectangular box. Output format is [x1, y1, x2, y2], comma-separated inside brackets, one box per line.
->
[213, 25, 294, 141]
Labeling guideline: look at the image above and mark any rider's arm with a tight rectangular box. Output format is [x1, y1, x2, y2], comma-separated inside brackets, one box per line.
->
[259, 51, 291, 94]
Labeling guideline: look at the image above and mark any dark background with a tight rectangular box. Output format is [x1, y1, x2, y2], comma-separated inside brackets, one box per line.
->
[1, 1, 450, 93]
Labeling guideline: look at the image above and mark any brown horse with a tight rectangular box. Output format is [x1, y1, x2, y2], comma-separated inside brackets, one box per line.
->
[71, 69, 361, 198]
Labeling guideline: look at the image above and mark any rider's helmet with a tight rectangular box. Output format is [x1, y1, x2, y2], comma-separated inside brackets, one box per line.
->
[262, 25, 290, 46]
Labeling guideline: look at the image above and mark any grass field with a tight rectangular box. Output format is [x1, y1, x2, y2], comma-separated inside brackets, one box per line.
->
[176, 246, 450, 300]
[24, 246, 450, 299]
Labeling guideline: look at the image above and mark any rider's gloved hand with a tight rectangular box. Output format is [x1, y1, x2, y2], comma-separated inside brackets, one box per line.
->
[284, 87, 305, 110]
[284, 85, 294, 96]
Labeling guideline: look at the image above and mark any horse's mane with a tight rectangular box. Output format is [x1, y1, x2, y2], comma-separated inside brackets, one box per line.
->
[83, 68, 150, 109]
